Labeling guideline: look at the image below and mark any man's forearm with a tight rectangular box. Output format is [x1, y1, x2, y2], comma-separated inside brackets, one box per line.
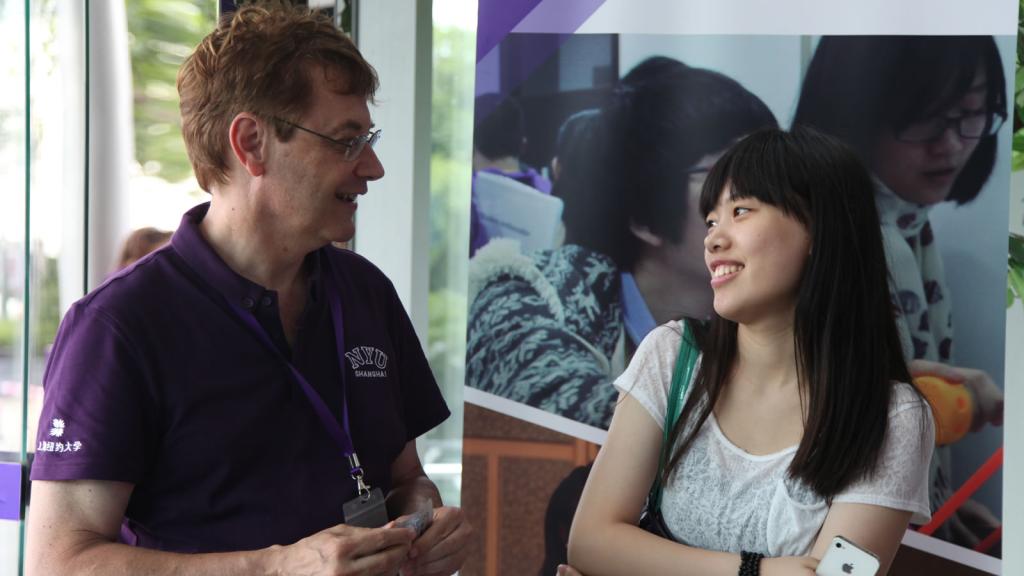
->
[387, 473, 442, 516]
[30, 537, 277, 576]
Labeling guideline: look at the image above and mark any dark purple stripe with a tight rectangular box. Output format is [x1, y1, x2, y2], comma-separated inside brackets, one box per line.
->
[475, 32, 576, 101]
[476, 0, 546, 62]
[474, 0, 610, 98]
[513, 0, 608, 33]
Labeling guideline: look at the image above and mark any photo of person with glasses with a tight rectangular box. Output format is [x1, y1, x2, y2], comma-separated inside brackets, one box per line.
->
[793, 35, 1008, 549]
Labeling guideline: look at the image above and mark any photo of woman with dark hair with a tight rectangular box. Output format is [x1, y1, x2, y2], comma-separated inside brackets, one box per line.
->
[567, 127, 934, 576]
[792, 36, 1007, 547]
[466, 56, 778, 428]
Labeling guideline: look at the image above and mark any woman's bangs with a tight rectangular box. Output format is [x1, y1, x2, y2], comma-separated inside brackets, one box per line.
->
[700, 132, 810, 224]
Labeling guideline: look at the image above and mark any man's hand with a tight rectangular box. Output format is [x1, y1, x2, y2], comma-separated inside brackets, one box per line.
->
[909, 359, 1004, 430]
[397, 506, 472, 576]
[267, 523, 416, 576]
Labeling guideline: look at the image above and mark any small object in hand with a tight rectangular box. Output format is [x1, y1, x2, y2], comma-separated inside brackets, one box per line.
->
[394, 499, 434, 537]
[816, 535, 879, 576]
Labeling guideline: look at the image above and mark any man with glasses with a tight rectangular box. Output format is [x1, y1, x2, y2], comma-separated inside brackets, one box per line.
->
[26, 4, 470, 576]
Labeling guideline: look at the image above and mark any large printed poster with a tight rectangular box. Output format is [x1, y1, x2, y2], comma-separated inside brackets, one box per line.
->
[461, 1, 1016, 574]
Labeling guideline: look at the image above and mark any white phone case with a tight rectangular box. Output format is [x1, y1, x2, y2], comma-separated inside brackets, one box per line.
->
[816, 536, 880, 576]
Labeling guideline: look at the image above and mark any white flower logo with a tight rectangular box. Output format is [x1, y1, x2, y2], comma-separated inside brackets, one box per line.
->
[49, 418, 65, 438]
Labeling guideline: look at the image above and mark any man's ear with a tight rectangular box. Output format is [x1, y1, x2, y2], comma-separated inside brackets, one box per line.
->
[629, 221, 664, 248]
[228, 113, 267, 177]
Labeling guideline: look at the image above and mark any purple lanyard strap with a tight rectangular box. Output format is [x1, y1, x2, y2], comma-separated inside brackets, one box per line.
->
[226, 258, 371, 496]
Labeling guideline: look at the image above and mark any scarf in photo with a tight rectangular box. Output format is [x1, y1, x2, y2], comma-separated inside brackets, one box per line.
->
[874, 181, 954, 363]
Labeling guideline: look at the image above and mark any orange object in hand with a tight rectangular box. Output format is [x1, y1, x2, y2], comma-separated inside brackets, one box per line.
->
[913, 375, 973, 446]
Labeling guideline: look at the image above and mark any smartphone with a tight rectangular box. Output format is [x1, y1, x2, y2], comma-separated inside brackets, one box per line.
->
[816, 536, 880, 576]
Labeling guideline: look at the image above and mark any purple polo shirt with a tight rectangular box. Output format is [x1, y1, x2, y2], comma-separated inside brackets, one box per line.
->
[31, 202, 450, 553]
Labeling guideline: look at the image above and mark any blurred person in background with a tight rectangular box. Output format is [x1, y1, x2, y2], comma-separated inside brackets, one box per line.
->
[115, 227, 172, 271]
[469, 93, 553, 256]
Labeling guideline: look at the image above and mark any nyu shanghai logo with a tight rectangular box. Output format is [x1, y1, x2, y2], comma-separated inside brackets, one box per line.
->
[345, 346, 389, 378]
[38, 418, 83, 454]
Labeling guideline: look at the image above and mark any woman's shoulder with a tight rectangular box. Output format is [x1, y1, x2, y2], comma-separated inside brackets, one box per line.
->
[882, 382, 935, 452]
[614, 321, 696, 424]
[888, 381, 929, 416]
[635, 320, 687, 354]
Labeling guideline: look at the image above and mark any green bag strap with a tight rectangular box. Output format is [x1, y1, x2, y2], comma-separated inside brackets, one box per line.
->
[649, 319, 699, 511]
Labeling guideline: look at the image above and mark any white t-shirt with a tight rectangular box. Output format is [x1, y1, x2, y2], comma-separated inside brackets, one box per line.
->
[614, 323, 934, 556]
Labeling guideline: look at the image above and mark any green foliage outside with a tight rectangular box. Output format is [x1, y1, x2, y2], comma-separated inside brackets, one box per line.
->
[0, 318, 15, 350]
[0, 256, 59, 354]
[427, 23, 474, 380]
[1014, 0, 1024, 170]
[1011, 1, 1024, 307]
[126, 0, 216, 182]
[31, 256, 60, 352]
[421, 19, 476, 505]
[1010, 234, 1024, 306]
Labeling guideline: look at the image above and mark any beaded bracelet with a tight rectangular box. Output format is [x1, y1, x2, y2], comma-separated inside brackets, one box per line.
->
[739, 550, 764, 576]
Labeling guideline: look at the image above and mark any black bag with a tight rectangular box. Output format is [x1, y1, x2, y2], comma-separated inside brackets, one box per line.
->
[638, 320, 698, 540]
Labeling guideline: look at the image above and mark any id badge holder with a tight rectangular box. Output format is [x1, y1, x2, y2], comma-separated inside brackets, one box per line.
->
[342, 453, 389, 528]
[343, 486, 388, 528]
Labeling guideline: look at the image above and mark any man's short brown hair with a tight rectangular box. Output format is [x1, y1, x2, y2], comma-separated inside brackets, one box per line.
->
[177, 3, 378, 191]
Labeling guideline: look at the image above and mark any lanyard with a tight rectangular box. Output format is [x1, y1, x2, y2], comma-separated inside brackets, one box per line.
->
[226, 257, 371, 496]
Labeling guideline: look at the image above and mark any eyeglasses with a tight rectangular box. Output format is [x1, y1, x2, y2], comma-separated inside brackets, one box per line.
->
[894, 110, 1005, 143]
[274, 117, 382, 161]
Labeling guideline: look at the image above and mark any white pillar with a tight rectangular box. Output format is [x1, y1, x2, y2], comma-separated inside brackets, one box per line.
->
[57, 1, 87, 311]
[86, 0, 133, 291]
[1005, 171, 1024, 575]
[353, 0, 433, 341]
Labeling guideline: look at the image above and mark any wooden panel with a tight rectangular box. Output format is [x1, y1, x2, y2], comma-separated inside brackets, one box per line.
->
[499, 458, 578, 576]
[464, 438, 577, 461]
[890, 544, 995, 576]
[462, 403, 602, 575]
[464, 403, 579, 443]
[488, 456, 500, 576]
[461, 454, 488, 576]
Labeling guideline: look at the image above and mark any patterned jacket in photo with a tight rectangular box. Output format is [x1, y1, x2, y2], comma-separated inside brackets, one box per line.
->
[466, 240, 622, 429]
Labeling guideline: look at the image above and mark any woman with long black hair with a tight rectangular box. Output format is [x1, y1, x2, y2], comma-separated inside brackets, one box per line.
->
[567, 128, 933, 575]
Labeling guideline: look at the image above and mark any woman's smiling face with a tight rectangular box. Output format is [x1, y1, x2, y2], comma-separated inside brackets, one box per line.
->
[703, 187, 811, 325]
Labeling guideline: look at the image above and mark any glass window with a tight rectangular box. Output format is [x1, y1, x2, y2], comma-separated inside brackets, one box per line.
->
[422, 0, 476, 506]
[124, 0, 215, 237]
[0, 0, 27, 568]
[1, 0, 89, 572]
